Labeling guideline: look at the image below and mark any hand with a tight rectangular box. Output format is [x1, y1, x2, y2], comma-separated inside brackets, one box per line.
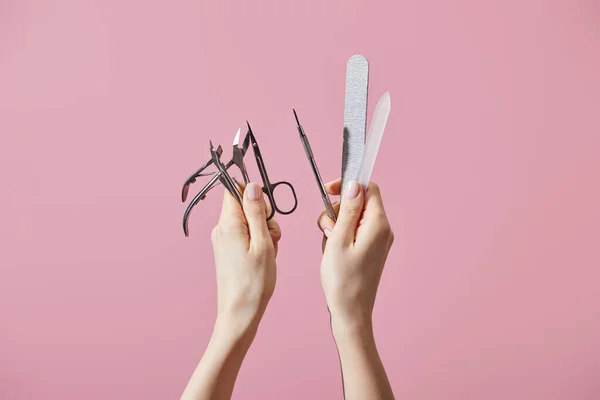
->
[181, 182, 281, 400]
[317, 179, 394, 331]
[317, 179, 396, 400]
[211, 181, 281, 331]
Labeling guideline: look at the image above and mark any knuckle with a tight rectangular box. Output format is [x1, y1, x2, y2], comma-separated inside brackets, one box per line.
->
[271, 232, 281, 244]
[343, 202, 363, 217]
[376, 220, 393, 239]
[316, 212, 329, 228]
[245, 204, 265, 219]
[271, 227, 282, 242]
[367, 182, 381, 195]
[316, 213, 324, 227]
[371, 209, 388, 221]
[211, 226, 219, 243]
[268, 223, 282, 243]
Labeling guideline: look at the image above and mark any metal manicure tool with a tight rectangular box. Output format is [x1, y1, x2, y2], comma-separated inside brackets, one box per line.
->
[246, 122, 298, 220]
[181, 123, 298, 236]
[292, 108, 337, 221]
[291, 55, 390, 219]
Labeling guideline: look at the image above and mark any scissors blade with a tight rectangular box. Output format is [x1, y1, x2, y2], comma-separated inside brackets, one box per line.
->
[246, 121, 260, 153]
[241, 129, 251, 154]
[233, 128, 241, 146]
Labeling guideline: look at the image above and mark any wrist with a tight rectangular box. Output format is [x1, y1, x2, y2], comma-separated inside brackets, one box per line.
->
[330, 318, 377, 356]
[203, 316, 258, 362]
[214, 311, 261, 343]
[329, 310, 374, 342]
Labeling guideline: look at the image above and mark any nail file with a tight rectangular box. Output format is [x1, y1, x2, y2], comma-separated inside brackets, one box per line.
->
[342, 54, 369, 195]
[356, 91, 391, 189]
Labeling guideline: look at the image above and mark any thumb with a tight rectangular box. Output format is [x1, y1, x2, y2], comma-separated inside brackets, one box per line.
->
[242, 182, 271, 247]
[332, 180, 364, 245]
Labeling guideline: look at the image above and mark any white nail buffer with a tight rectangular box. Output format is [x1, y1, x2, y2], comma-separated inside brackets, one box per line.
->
[342, 54, 369, 194]
[356, 91, 391, 189]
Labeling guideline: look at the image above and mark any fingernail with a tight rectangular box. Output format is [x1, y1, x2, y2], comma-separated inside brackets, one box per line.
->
[345, 180, 360, 199]
[246, 182, 261, 201]
[323, 228, 331, 238]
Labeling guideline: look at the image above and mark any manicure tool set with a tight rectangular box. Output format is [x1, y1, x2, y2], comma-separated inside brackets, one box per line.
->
[181, 55, 390, 236]
[181, 122, 298, 236]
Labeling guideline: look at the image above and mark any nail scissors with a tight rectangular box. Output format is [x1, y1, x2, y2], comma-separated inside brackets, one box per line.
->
[246, 121, 298, 220]
[181, 123, 298, 235]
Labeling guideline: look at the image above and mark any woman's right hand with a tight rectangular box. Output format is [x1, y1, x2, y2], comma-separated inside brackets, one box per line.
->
[317, 179, 394, 331]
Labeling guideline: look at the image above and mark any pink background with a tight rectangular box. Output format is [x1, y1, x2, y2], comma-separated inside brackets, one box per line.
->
[1, 0, 600, 399]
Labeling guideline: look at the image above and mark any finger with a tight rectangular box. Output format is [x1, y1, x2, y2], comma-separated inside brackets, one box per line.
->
[242, 182, 271, 247]
[356, 182, 393, 243]
[263, 195, 274, 220]
[218, 185, 245, 228]
[232, 177, 246, 192]
[387, 229, 395, 250]
[317, 212, 335, 238]
[316, 201, 340, 238]
[332, 180, 364, 245]
[363, 181, 387, 217]
[358, 182, 392, 238]
[325, 179, 342, 196]
[267, 216, 282, 244]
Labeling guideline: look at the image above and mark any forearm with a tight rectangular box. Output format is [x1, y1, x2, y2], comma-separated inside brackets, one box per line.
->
[181, 316, 259, 400]
[331, 316, 395, 400]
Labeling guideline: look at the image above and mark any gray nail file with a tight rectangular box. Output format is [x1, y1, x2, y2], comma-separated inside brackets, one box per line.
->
[342, 54, 369, 195]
